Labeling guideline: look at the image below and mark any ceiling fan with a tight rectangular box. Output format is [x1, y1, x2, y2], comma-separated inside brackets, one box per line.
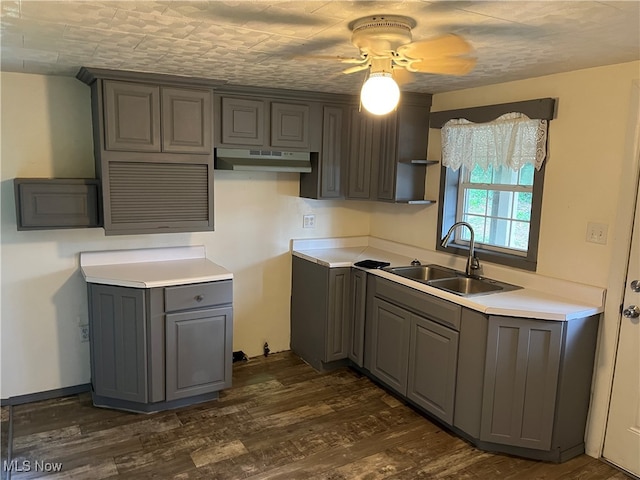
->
[334, 15, 476, 115]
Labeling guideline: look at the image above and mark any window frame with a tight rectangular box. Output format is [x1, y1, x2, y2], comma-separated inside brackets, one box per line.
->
[431, 98, 555, 272]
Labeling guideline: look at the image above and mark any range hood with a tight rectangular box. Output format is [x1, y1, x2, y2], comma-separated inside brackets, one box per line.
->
[215, 148, 312, 173]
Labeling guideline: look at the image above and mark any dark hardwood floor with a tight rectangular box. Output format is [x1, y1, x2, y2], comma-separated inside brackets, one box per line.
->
[0, 351, 630, 479]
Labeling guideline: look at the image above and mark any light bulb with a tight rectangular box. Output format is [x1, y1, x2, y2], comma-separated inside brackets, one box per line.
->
[360, 73, 400, 115]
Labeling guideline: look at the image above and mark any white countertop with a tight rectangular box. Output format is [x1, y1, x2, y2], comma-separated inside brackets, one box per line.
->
[80, 246, 232, 288]
[291, 238, 605, 322]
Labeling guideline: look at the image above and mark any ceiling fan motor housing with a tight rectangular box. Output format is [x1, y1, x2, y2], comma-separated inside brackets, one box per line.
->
[350, 15, 416, 55]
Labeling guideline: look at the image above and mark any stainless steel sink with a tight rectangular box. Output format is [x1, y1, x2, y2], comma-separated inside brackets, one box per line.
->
[428, 277, 504, 295]
[384, 264, 521, 297]
[383, 264, 458, 282]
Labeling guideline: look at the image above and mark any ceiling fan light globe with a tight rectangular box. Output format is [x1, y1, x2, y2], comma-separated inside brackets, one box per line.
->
[360, 73, 400, 115]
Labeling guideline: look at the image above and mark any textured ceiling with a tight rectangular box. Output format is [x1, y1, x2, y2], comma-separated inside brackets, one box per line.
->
[1, 1, 639, 94]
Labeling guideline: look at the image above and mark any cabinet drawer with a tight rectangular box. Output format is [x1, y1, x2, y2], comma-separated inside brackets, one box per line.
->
[165, 280, 232, 312]
[374, 277, 461, 330]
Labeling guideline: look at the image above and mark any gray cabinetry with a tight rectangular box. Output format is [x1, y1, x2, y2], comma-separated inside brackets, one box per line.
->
[88, 279, 232, 413]
[407, 315, 459, 424]
[300, 105, 347, 199]
[346, 109, 379, 200]
[290, 256, 350, 370]
[346, 92, 433, 203]
[215, 93, 311, 151]
[271, 102, 310, 149]
[79, 68, 215, 235]
[369, 297, 411, 395]
[104, 81, 160, 152]
[88, 284, 147, 403]
[480, 316, 562, 451]
[103, 80, 212, 154]
[348, 268, 367, 367]
[14, 178, 101, 230]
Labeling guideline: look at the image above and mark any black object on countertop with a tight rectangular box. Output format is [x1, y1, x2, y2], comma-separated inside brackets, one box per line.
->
[354, 259, 391, 269]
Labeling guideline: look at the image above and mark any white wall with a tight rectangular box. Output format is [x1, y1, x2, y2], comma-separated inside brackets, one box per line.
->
[0, 72, 371, 399]
[370, 61, 640, 457]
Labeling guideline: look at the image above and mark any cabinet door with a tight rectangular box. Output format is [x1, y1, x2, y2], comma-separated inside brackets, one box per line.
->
[271, 102, 310, 149]
[347, 110, 376, 199]
[325, 268, 350, 362]
[377, 113, 399, 201]
[103, 81, 161, 152]
[320, 106, 344, 198]
[161, 87, 212, 154]
[407, 315, 459, 424]
[165, 306, 233, 401]
[89, 284, 147, 403]
[481, 317, 563, 450]
[348, 269, 367, 367]
[220, 97, 265, 146]
[369, 297, 411, 395]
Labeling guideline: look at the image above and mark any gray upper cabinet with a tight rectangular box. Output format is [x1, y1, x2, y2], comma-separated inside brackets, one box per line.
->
[300, 105, 347, 199]
[79, 68, 215, 235]
[346, 109, 379, 200]
[480, 316, 563, 450]
[103, 80, 212, 154]
[14, 178, 101, 230]
[215, 93, 312, 151]
[104, 81, 161, 152]
[220, 96, 265, 146]
[346, 92, 433, 203]
[161, 87, 212, 154]
[271, 102, 310, 149]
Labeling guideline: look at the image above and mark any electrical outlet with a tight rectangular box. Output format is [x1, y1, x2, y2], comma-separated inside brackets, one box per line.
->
[586, 222, 608, 245]
[80, 325, 90, 342]
[303, 214, 316, 228]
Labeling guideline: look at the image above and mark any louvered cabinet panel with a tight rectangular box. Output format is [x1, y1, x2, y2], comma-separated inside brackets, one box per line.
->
[103, 161, 213, 235]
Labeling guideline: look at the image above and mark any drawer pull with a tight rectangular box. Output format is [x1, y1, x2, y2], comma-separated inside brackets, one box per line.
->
[194, 295, 204, 302]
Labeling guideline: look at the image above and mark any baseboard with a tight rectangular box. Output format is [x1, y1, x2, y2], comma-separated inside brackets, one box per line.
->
[0, 383, 91, 406]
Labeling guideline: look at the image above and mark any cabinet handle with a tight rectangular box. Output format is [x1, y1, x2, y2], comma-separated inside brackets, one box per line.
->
[194, 295, 204, 302]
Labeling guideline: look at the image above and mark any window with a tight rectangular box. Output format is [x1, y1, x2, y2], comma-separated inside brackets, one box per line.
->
[457, 163, 534, 255]
[433, 100, 555, 272]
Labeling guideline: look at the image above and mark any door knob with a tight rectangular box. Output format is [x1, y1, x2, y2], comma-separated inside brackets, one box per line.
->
[623, 305, 640, 318]
[630, 280, 640, 293]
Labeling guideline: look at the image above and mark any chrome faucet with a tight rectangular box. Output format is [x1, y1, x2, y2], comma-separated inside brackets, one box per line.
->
[441, 222, 480, 277]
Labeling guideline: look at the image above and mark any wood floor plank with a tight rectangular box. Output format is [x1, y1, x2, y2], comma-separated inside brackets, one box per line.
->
[3, 351, 624, 479]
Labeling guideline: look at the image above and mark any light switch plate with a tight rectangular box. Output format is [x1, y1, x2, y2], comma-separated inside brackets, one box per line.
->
[586, 222, 608, 245]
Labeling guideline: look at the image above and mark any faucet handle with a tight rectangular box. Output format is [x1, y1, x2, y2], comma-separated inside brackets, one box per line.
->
[410, 258, 422, 266]
[470, 256, 481, 270]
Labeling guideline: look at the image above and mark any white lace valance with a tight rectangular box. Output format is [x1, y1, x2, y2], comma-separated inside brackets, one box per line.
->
[441, 112, 548, 172]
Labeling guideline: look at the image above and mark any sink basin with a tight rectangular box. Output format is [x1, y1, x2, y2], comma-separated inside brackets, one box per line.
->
[428, 277, 504, 296]
[384, 264, 457, 282]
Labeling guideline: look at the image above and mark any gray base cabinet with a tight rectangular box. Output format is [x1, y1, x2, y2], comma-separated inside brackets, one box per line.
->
[407, 316, 459, 424]
[290, 259, 600, 463]
[481, 316, 562, 450]
[290, 256, 350, 370]
[369, 297, 411, 395]
[348, 268, 367, 367]
[88, 280, 232, 412]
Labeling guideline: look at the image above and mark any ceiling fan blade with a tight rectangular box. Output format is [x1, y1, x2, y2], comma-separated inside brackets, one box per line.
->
[397, 34, 472, 61]
[392, 67, 415, 85]
[343, 64, 370, 75]
[409, 56, 477, 75]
